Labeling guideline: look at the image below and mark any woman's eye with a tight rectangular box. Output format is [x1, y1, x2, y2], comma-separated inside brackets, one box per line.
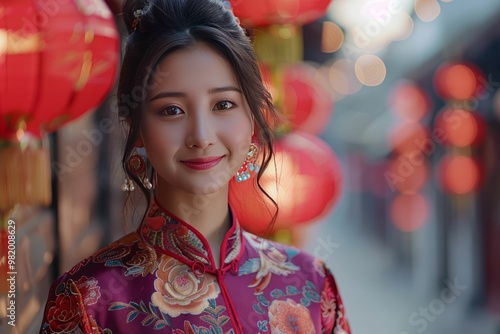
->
[214, 100, 234, 110]
[161, 106, 183, 116]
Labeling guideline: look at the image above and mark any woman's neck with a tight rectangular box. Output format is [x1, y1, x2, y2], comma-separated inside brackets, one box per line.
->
[154, 181, 231, 266]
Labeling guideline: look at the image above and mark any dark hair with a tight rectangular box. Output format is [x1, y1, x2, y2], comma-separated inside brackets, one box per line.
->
[119, 0, 280, 232]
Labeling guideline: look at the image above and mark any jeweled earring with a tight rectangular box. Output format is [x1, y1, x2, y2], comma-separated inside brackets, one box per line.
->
[121, 154, 153, 191]
[235, 143, 260, 182]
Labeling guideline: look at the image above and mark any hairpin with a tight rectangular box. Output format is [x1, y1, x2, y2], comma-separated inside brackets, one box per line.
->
[132, 9, 143, 31]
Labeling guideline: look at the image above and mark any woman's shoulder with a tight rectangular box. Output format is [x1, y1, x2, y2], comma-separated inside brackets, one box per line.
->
[55, 231, 150, 283]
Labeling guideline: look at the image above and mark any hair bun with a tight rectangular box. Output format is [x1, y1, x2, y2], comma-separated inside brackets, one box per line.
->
[122, 0, 149, 34]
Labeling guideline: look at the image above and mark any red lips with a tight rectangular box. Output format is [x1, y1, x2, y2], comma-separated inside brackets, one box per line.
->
[181, 156, 224, 170]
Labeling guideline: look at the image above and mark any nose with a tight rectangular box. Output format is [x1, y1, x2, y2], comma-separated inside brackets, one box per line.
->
[185, 111, 216, 149]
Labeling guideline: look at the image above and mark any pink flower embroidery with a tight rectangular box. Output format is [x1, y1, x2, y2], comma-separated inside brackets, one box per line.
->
[151, 256, 219, 317]
[268, 299, 315, 334]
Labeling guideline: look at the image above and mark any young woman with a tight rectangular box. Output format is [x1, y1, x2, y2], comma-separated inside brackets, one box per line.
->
[40, 0, 351, 333]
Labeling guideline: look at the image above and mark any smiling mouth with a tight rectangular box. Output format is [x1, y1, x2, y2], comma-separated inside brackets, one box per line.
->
[180, 156, 225, 170]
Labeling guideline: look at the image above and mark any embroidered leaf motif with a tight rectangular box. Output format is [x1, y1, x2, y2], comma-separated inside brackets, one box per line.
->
[161, 312, 172, 327]
[108, 302, 129, 311]
[218, 316, 230, 327]
[238, 258, 261, 275]
[142, 315, 156, 326]
[127, 310, 140, 323]
[105, 259, 124, 267]
[153, 321, 167, 330]
[300, 297, 311, 307]
[253, 302, 265, 314]
[149, 302, 160, 318]
[285, 285, 300, 295]
[304, 288, 321, 302]
[306, 280, 316, 289]
[139, 300, 148, 313]
[257, 320, 269, 332]
[110, 300, 172, 329]
[200, 315, 218, 327]
[270, 289, 285, 299]
[125, 267, 144, 276]
[257, 294, 270, 307]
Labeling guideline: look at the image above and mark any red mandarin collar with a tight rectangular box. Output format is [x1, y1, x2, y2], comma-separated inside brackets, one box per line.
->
[138, 199, 245, 273]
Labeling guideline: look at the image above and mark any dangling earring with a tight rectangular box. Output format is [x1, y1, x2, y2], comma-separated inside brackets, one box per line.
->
[121, 154, 153, 191]
[236, 143, 260, 182]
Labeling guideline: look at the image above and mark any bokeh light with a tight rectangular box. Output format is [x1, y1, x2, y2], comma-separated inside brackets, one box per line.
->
[390, 81, 431, 121]
[389, 122, 429, 154]
[355, 54, 387, 86]
[390, 193, 429, 232]
[414, 0, 441, 22]
[437, 155, 481, 195]
[321, 21, 344, 53]
[388, 156, 429, 193]
[434, 108, 486, 147]
[328, 59, 362, 97]
[392, 13, 415, 41]
[434, 62, 486, 100]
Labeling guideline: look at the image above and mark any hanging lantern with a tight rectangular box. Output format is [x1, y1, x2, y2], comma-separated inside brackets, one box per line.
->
[229, 132, 342, 235]
[0, 0, 119, 212]
[229, 0, 332, 27]
[433, 62, 486, 101]
[434, 108, 486, 147]
[281, 63, 333, 134]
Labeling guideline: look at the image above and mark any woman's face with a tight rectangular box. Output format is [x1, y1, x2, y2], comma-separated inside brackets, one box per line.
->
[139, 44, 254, 196]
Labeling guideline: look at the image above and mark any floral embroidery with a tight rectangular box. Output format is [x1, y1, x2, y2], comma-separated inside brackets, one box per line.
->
[125, 244, 158, 277]
[152, 256, 220, 317]
[43, 279, 88, 333]
[239, 247, 299, 294]
[268, 299, 315, 334]
[109, 300, 171, 330]
[45, 292, 81, 333]
[320, 277, 336, 333]
[74, 276, 101, 306]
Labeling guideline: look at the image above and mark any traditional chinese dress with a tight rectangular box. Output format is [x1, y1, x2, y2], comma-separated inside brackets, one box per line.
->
[40, 200, 350, 333]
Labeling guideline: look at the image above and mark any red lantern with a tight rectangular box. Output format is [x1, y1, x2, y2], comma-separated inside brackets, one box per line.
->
[281, 63, 333, 134]
[434, 108, 486, 147]
[0, 0, 119, 137]
[0, 0, 119, 211]
[433, 62, 487, 101]
[229, 0, 332, 27]
[229, 132, 342, 234]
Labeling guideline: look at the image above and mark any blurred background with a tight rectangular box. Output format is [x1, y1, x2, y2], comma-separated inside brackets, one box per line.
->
[1, 0, 500, 333]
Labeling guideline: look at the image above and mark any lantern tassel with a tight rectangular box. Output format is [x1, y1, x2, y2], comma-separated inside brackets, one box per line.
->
[0, 137, 52, 211]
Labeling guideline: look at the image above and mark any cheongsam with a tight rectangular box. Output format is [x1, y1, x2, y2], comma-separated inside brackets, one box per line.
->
[40, 200, 351, 333]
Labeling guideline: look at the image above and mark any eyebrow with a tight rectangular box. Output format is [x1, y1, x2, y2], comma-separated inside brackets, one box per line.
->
[149, 86, 242, 102]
